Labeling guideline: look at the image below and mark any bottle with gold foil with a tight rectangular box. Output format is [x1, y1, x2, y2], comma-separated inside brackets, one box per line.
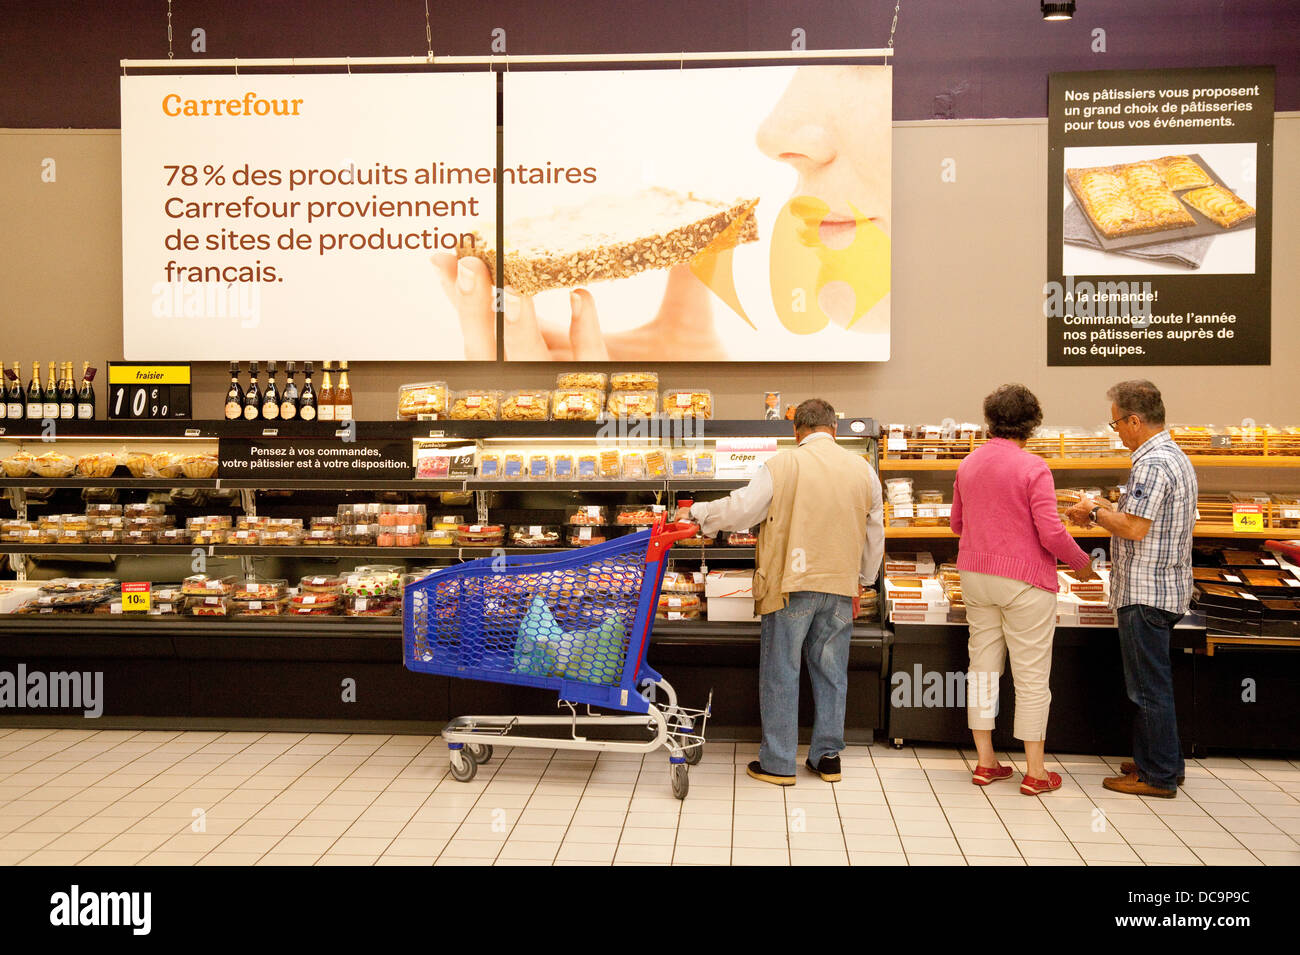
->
[42, 361, 58, 419]
[318, 361, 335, 422]
[26, 361, 43, 419]
[60, 363, 76, 419]
[335, 361, 353, 422]
[77, 362, 96, 420]
[5, 362, 22, 420]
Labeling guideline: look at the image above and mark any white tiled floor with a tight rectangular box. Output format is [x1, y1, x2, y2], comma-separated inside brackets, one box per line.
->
[1, 727, 1298, 866]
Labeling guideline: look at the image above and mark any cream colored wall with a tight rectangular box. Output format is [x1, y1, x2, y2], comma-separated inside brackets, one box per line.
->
[1, 118, 1296, 428]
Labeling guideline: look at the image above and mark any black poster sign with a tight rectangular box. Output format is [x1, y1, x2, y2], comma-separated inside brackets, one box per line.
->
[1047, 66, 1273, 366]
[217, 437, 414, 479]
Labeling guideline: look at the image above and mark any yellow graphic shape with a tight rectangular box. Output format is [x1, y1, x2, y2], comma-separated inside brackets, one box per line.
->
[770, 196, 890, 335]
[689, 205, 757, 328]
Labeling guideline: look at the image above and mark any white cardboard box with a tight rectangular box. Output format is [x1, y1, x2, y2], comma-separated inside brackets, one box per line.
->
[704, 571, 758, 623]
[884, 551, 936, 577]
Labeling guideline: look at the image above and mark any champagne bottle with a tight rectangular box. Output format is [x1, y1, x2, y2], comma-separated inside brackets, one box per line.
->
[42, 362, 58, 419]
[243, 361, 262, 420]
[318, 361, 335, 422]
[77, 362, 96, 420]
[280, 361, 299, 420]
[335, 360, 353, 422]
[261, 360, 280, 420]
[6, 362, 22, 420]
[26, 362, 43, 419]
[223, 362, 243, 420]
[0, 361, 7, 421]
[298, 362, 317, 421]
[59, 363, 76, 419]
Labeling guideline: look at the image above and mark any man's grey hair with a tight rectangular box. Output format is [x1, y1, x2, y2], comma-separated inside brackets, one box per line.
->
[793, 398, 837, 432]
[1107, 379, 1166, 426]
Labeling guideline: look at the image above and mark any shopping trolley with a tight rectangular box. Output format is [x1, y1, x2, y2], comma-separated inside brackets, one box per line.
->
[403, 518, 712, 799]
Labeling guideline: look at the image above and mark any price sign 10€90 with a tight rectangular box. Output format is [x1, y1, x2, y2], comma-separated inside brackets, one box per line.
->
[107, 363, 192, 419]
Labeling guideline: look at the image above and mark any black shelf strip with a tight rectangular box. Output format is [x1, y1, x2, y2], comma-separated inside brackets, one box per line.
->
[0, 543, 757, 560]
[0, 477, 752, 492]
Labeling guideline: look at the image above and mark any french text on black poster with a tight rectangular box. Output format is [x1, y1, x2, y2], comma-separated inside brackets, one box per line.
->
[1047, 66, 1273, 366]
[218, 438, 413, 480]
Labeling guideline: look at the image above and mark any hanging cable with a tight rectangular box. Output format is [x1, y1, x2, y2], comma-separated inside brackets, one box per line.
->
[424, 0, 433, 61]
[885, 0, 900, 63]
[166, 0, 174, 60]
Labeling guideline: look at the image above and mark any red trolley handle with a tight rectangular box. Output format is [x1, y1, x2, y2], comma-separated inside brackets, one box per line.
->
[645, 516, 700, 563]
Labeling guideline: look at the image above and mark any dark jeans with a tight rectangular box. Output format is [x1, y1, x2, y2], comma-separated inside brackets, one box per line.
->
[1117, 604, 1185, 791]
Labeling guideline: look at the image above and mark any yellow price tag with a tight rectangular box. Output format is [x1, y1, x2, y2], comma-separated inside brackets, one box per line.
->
[1232, 506, 1264, 533]
[121, 582, 151, 612]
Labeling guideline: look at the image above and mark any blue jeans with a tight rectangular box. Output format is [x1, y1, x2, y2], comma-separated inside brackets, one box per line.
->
[758, 591, 853, 776]
[1117, 604, 1185, 791]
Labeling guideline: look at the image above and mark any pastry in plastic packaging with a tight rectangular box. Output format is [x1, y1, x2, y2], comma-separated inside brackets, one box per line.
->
[379, 504, 427, 527]
[289, 591, 340, 611]
[610, 371, 659, 392]
[510, 524, 561, 547]
[644, 450, 668, 478]
[32, 452, 75, 478]
[189, 595, 228, 616]
[616, 504, 665, 525]
[230, 597, 289, 616]
[377, 524, 423, 547]
[1, 451, 35, 477]
[75, 452, 119, 478]
[553, 453, 575, 479]
[343, 594, 400, 617]
[577, 453, 599, 480]
[182, 574, 236, 596]
[662, 390, 713, 419]
[397, 381, 448, 419]
[726, 530, 758, 546]
[501, 390, 550, 421]
[425, 528, 455, 546]
[124, 503, 167, 519]
[455, 524, 505, 546]
[607, 391, 657, 418]
[668, 451, 692, 477]
[150, 451, 185, 478]
[657, 592, 703, 612]
[621, 453, 647, 480]
[84, 502, 122, 517]
[158, 527, 189, 545]
[677, 531, 716, 547]
[567, 526, 608, 546]
[478, 453, 501, 478]
[567, 505, 608, 526]
[555, 372, 607, 390]
[299, 575, 343, 594]
[662, 571, 706, 593]
[448, 389, 502, 420]
[692, 451, 714, 477]
[503, 453, 526, 480]
[235, 577, 288, 600]
[225, 527, 262, 545]
[123, 452, 155, 478]
[180, 453, 218, 479]
[527, 454, 551, 480]
[551, 388, 603, 421]
[598, 449, 621, 479]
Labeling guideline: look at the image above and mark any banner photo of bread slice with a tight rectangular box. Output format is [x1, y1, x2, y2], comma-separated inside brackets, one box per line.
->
[493, 66, 891, 362]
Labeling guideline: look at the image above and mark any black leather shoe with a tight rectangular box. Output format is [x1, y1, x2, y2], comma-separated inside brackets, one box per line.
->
[805, 754, 842, 782]
[746, 760, 795, 786]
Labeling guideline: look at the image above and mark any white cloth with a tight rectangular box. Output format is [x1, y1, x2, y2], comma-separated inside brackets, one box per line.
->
[688, 431, 885, 586]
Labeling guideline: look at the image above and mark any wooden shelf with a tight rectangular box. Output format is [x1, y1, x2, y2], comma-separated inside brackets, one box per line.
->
[1205, 634, 1300, 656]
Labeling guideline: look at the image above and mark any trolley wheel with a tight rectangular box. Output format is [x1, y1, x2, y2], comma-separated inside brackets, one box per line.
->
[670, 762, 689, 800]
[681, 740, 703, 766]
[467, 743, 493, 765]
[891, 738, 905, 750]
[449, 748, 478, 783]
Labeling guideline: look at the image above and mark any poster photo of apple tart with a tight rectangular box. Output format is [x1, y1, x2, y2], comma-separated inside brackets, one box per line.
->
[1065, 151, 1255, 248]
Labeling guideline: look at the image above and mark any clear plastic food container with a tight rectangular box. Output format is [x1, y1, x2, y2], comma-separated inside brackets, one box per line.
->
[501, 390, 550, 421]
[662, 390, 713, 419]
[187, 515, 233, 530]
[610, 371, 659, 392]
[606, 391, 657, 418]
[430, 513, 465, 531]
[376, 524, 423, 547]
[31, 453, 76, 478]
[75, 452, 120, 478]
[188, 595, 228, 616]
[692, 451, 714, 477]
[229, 597, 289, 617]
[644, 450, 668, 478]
[527, 454, 551, 480]
[616, 504, 665, 525]
[509, 524, 561, 547]
[180, 453, 218, 479]
[379, 504, 427, 527]
[121, 528, 157, 545]
[727, 530, 758, 546]
[1, 451, 35, 477]
[149, 452, 185, 479]
[125, 502, 168, 519]
[567, 526, 609, 547]
[234, 577, 288, 600]
[299, 574, 344, 594]
[182, 574, 237, 596]
[448, 389, 502, 420]
[551, 388, 603, 421]
[225, 527, 263, 545]
[339, 524, 378, 545]
[397, 381, 449, 420]
[158, 527, 190, 545]
[343, 594, 400, 617]
[598, 449, 621, 479]
[552, 454, 575, 479]
[621, 453, 647, 480]
[502, 453, 526, 480]
[566, 505, 608, 526]
[577, 454, 599, 480]
[425, 528, 455, 546]
[85, 503, 123, 518]
[455, 524, 505, 546]
[668, 451, 692, 478]
[555, 372, 607, 390]
[289, 592, 340, 612]
[303, 528, 337, 545]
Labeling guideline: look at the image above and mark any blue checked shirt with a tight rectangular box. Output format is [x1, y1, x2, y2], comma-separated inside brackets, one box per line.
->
[1109, 430, 1198, 614]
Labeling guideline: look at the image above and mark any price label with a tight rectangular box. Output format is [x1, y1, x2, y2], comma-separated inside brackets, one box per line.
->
[1232, 505, 1264, 533]
[107, 362, 191, 419]
[121, 581, 151, 613]
[887, 437, 908, 451]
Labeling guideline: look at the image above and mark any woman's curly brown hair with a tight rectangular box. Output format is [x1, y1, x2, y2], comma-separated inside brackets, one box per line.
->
[983, 384, 1043, 442]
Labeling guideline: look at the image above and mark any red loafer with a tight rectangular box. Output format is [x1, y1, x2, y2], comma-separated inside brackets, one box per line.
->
[972, 764, 1014, 786]
[1020, 771, 1063, 795]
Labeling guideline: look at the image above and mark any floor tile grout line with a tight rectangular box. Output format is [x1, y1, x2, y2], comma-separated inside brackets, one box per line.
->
[549, 750, 601, 865]
[438, 747, 549, 866]
[0, 727, 155, 810]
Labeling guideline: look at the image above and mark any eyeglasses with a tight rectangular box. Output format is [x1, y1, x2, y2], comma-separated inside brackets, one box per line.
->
[1108, 414, 1136, 432]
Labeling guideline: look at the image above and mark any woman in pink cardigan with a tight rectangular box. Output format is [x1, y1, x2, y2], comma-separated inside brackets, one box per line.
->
[951, 384, 1097, 795]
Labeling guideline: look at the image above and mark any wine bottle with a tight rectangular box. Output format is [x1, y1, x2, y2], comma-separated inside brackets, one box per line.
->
[261, 360, 280, 420]
[298, 362, 317, 421]
[318, 361, 335, 422]
[77, 362, 96, 420]
[26, 362, 43, 419]
[42, 362, 58, 419]
[6, 363, 22, 420]
[223, 362, 243, 420]
[280, 361, 299, 420]
[243, 361, 262, 420]
[0, 361, 7, 421]
[335, 360, 353, 422]
[59, 363, 76, 419]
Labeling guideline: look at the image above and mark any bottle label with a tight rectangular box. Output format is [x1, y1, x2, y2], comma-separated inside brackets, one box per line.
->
[77, 404, 93, 419]
[43, 403, 59, 418]
[300, 406, 316, 421]
[243, 405, 259, 420]
[224, 401, 242, 419]
[335, 405, 352, 421]
[262, 403, 280, 420]
[319, 406, 334, 421]
[60, 403, 74, 419]
[0, 404, 6, 420]
[27, 405, 42, 419]
[280, 402, 297, 419]
[6, 403, 20, 418]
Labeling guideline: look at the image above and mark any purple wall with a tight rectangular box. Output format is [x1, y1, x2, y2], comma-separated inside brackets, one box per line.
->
[2, 0, 1297, 127]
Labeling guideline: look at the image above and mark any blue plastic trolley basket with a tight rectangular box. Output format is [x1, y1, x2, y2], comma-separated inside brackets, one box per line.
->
[403, 518, 711, 798]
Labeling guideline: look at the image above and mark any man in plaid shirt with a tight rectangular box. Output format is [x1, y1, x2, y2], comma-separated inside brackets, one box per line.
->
[1067, 380, 1197, 798]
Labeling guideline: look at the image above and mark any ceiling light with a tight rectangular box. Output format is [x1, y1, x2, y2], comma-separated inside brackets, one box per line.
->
[1041, 1, 1076, 20]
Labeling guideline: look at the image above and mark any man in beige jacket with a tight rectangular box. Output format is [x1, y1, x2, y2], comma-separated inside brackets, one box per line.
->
[676, 399, 884, 785]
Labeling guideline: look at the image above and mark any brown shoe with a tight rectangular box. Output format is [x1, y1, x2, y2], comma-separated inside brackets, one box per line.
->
[1103, 772, 1176, 799]
[1119, 761, 1184, 786]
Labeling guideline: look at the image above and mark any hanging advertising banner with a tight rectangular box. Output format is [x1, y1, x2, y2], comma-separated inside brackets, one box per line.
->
[472, 66, 891, 362]
[120, 73, 496, 360]
[1046, 65, 1273, 366]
